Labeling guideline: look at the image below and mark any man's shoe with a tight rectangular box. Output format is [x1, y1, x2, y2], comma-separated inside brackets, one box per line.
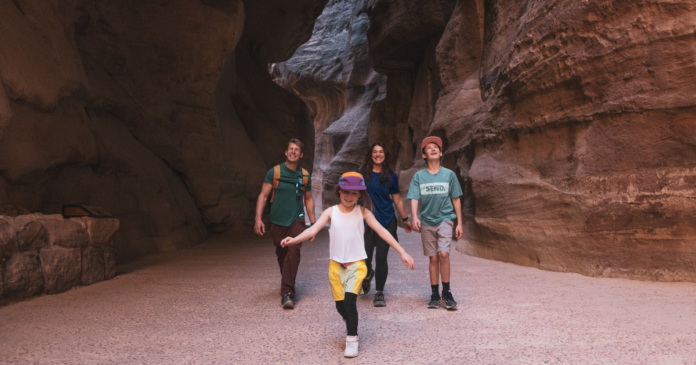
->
[374, 292, 386, 307]
[281, 294, 294, 309]
[428, 294, 440, 309]
[441, 291, 457, 310]
[344, 336, 359, 358]
[361, 270, 374, 294]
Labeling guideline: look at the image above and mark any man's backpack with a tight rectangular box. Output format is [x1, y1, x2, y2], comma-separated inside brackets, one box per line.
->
[270, 165, 310, 206]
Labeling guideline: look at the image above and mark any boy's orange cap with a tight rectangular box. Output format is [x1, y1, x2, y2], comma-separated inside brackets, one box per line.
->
[421, 136, 442, 150]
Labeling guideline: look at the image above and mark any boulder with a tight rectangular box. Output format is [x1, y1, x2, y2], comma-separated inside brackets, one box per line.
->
[104, 245, 117, 280]
[81, 246, 105, 286]
[39, 218, 89, 248]
[76, 217, 120, 246]
[39, 247, 81, 294]
[3, 252, 44, 298]
[0, 217, 18, 258]
[16, 220, 49, 251]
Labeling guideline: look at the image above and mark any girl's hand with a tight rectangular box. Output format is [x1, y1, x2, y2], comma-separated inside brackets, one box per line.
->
[280, 237, 294, 247]
[401, 252, 415, 270]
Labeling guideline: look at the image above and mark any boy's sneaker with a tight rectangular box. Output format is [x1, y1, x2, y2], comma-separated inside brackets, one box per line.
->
[428, 294, 440, 309]
[373, 292, 386, 307]
[344, 335, 359, 357]
[440, 291, 457, 310]
[361, 270, 374, 294]
[281, 294, 294, 309]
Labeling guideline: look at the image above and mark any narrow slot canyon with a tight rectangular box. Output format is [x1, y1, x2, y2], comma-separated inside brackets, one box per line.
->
[1, 0, 696, 362]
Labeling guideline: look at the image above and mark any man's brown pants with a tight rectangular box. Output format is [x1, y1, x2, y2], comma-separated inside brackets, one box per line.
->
[270, 219, 306, 297]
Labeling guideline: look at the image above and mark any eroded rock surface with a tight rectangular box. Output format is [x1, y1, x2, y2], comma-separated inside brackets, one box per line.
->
[365, 0, 696, 280]
[0, 214, 119, 300]
[272, 0, 386, 208]
[0, 0, 327, 263]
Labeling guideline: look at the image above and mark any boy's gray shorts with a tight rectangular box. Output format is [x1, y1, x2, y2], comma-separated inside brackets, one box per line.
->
[420, 220, 453, 256]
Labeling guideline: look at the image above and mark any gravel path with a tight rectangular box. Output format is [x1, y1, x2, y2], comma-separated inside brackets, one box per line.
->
[2, 227, 696, 364]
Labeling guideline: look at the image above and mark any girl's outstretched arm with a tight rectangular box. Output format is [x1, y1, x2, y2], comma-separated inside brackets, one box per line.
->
[280, 208, 332, 247]
[362, 208, 415, 270]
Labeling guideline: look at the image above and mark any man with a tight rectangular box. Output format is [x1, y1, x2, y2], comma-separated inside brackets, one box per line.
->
[407, 136, 463, 310]
[254, 139, 316, 309]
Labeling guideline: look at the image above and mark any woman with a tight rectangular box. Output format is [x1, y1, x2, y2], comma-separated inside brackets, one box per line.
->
[358, 142, 413, 307]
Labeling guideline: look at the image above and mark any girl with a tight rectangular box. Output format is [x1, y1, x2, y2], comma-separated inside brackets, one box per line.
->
[358, 142, 413, 307]
[281, 172, 415, 358]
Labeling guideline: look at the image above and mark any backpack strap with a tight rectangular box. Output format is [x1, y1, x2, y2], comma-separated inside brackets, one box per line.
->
[270, 164, 281, 203]
[301, 168, 309, 193]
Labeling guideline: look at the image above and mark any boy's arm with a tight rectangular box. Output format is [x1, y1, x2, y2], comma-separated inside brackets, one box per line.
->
[363, 208, 415, 270]
[452, 197, 463, 240]
[410, 199, 421, 232]
[281, 208, 331, 247]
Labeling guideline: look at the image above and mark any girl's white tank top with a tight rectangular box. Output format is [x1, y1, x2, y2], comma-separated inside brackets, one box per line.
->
[329, 205, 367, 263]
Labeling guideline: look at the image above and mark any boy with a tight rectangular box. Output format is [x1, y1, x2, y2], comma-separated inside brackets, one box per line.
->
[407, 136, 463, 310]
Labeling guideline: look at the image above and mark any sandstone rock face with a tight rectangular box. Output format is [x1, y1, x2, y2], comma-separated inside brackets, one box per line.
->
[272, 0, 386, 208]
[0, 0, 327, 262]
[1, 214, 120, 301]
[363, 0, 696, 281]
[15, 221, 49, 252]
[40, 247, 81, 294]
[3, 252, 44, 299]
[81, 246, 105, 286]
[0, 218, 18, 258]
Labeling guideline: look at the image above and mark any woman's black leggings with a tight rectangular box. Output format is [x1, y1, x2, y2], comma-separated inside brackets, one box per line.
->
[364, 217, 398, 292]
[335, 293, 358, 336]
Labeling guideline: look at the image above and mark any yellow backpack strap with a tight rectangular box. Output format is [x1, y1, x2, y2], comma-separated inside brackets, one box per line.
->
[301, 168, 309, 192]
[300, 168, 309, 207]
[270, 165, 281, 203]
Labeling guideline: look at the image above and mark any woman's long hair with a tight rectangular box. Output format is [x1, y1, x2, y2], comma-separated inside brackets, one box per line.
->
[359, 141, 394, 186]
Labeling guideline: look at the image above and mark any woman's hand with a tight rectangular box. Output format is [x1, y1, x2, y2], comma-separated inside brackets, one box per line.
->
[401, 252, 415, 270]
[403, 220, 413, 233]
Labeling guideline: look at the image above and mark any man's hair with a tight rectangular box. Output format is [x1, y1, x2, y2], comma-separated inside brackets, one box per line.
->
[287, 138, 304, 153]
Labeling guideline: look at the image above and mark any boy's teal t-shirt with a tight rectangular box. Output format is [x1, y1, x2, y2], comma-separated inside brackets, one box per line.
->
[406, 167, 463, 227]
[264, 163, 311, 227]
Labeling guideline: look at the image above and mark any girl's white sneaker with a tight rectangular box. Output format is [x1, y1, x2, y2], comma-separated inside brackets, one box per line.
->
[344, 335, 359, 358]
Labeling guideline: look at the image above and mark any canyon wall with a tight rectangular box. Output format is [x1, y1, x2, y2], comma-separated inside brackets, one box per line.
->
[271, 0, 386, 209]
[277, 0, 696, 281]
[0, 0, 326, 262]
[369, 0, 696, 281]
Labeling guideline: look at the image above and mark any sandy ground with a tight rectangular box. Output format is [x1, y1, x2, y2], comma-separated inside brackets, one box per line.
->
[1, 227, 696, 364]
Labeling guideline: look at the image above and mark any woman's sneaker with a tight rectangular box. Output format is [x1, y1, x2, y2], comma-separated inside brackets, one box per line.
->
[440, 291, 457, 310]
[428, 293, 440, 308]
[361, 270, 374, 294]
[374, 292, 386, 307]
[344, 336, 359, 357]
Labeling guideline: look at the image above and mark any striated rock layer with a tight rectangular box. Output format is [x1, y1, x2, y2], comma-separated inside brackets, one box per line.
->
[0, 0, 326, 262]
[271, 0, 386, 209]
[365, 0, 696, 281]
